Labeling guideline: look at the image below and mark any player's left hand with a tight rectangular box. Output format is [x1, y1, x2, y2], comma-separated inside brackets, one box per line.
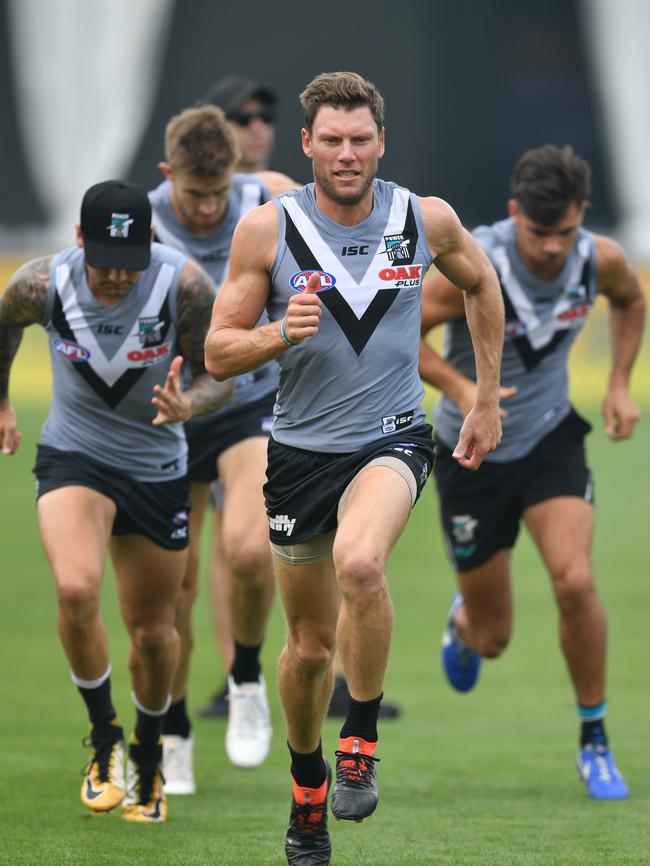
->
[151, 355, 192, 425]
[0, 400, 22, 455]
[452, 402, 502, 470]
[602, 386, 641, 440]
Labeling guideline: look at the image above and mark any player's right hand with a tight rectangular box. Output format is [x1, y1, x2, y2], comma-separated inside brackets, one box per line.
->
[0, 400, 22, 455]
[283, 271, 322, 344]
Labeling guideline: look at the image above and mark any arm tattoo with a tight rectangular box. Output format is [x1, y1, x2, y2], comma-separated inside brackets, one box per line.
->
[0, 256, 50, 399]
[176, 264, 214, 376]
[176, 263, 233, 416]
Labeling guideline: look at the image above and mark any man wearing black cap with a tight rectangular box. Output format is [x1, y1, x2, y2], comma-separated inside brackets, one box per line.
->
[0, 180, 232, 823]
[202, 74, 296, 196]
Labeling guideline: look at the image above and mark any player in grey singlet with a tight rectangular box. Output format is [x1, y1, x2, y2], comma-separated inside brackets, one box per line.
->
[204, 72, 505, 863]
[149, 105, 296, 788]
[0, 181, 231, 823]
[420, 145, 645, 800]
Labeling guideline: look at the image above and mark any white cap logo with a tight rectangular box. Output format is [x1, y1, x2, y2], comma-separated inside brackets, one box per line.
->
[107, 212, 134, 239]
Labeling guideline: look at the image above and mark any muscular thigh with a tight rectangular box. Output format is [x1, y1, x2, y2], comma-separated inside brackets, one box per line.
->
[111, 534, 187, 628]
[524, 497, 594, 576]
[217, 436, 269, 545]
[37, 486, 116, 591]
[274, 555, 339, 646]
[335, 465, 413, 568]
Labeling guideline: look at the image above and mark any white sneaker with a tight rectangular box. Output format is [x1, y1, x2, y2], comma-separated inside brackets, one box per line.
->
[162, 735, 196, 795]
[225, 675, 272, 769]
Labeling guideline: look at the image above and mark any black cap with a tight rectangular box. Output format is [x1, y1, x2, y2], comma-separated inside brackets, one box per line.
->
[201, 75, 276, 116]
[80, 180, 152, 270]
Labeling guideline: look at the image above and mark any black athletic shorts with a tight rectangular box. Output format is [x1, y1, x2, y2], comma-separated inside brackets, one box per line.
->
[185, 391, 276, 484]
[264, 424, 434, 545]
[33, 445, 191, 551]
[433, 408, 593, 572]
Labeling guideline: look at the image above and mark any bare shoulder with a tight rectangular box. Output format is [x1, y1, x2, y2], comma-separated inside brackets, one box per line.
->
[417, 196, 464, 256]
[230, 200, 280, 270]
[593, 233, 627, 277]
[593, 233, 640, 298]
[257, 170, 300, 197]
[0, 254, 52, 326]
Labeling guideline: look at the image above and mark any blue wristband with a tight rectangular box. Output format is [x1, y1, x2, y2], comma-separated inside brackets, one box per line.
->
[280, 317, 297, 346]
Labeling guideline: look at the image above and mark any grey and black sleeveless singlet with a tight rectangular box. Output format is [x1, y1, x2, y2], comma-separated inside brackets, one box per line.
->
[434, 218, 599, 461]
[40, 243, 188, 481]
[268, 180, 433, 453]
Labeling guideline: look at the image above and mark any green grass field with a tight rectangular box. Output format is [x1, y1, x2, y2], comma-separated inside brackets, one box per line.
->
[1, 399, 649, 866]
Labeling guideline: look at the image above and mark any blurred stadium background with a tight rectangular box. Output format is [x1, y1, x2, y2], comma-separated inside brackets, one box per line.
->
[1, 0, 648, 400]
[1, 2, 648, 864]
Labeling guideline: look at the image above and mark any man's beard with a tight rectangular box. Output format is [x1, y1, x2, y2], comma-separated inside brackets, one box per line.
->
[313, 159, 377, 206]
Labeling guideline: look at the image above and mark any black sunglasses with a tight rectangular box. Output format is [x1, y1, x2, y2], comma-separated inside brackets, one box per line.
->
[228, 109, 276, 127]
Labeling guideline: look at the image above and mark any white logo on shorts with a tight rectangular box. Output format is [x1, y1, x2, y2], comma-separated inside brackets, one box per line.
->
[269, 514, 296, 536]
[451, 514, 478, 543]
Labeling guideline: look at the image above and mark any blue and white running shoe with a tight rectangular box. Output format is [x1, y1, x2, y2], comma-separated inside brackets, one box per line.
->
[441, 592, 481, 693]
[577, 744, 629, 799]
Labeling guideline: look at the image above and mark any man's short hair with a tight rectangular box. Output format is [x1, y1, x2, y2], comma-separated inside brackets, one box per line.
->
[164, 105, 240, 177]
[511, 144, 592, 225]
[299, 71, 384, 133]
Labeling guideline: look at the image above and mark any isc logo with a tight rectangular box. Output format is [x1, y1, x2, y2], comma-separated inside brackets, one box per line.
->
[341, 245, 369, 256]
[289, 271, 336, 292]
[53, 338, 91, 362]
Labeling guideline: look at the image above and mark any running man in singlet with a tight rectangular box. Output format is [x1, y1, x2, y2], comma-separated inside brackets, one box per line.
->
[149, 104, 290, 787]
[419, 145, 645, 800]
[0, 181, 232, 823]
[204, 71, 505, 866]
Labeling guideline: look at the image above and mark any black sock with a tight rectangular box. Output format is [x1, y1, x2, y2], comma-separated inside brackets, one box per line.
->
[230, 641, 262, 684]
[162, 697, 191, 738]
[581, 718, 608, 748]
[340, 692, 382, 743]
[76, 676, 117, 734]
[134, 705, 165, 749]
[289, 741, 326, 789]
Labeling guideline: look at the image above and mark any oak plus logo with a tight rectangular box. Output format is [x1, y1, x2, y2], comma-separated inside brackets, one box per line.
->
[269, 514, 296, 536]
[107, 212, 134, 238]
[378, 264, 423, 288]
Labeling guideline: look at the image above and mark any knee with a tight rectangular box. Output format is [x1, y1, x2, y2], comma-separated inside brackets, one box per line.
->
[223, 533, 270, 584]
[56, 577, 101, 624]
[288, 630, 336, 677]
[554, 565, 597, 616]
[334, 548, 385, 606]
[471, 630, 510, 659]
[130, 621, 175, 656]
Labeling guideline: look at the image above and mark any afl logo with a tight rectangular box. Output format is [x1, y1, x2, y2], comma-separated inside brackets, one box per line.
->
[53, 338, 91, 362]
[505, 320, 528, 339]
[289, 270, 336, 292]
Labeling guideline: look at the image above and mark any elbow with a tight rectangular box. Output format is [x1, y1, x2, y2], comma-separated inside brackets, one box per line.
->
[204, 334, 229, 381]
[205, 357, 229, 382]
